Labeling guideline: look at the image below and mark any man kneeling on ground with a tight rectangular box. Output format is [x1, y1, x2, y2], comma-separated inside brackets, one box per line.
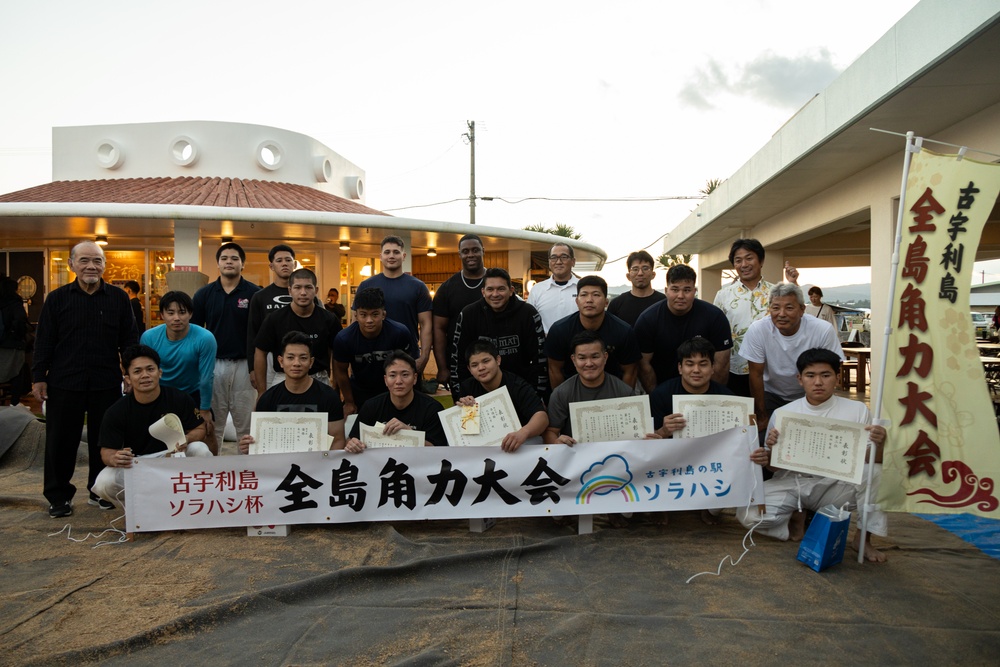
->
[93, 345, 212, 508]
[456, 340, 549, 452]
[344, 351, 448, 451]
[737, 348, 889, 562]
[239, 331, 347, 454]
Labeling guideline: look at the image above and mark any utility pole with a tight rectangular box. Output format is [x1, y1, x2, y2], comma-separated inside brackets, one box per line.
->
[465, 120, 476, 224]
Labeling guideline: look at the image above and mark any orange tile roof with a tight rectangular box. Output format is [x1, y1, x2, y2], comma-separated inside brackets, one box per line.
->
[0, 177, 390, 216]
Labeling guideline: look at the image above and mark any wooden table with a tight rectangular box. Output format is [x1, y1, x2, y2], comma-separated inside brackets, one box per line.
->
[842, 347, 871, 393]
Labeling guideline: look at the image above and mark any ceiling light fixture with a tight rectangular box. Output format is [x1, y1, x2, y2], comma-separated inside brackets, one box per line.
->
[221, 236, 234, 243]
[95, 235, 108, 246]
[427, 248, 437, 257]
[339, 240, 351, 251]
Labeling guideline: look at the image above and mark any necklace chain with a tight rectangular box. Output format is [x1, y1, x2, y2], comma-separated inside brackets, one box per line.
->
[461, 272, 485, 289]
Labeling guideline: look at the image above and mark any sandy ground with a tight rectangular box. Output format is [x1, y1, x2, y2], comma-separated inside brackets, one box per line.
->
[3, 419, 1000, 666]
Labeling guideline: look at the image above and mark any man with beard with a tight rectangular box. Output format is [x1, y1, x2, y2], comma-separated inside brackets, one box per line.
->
[432, 234, 487, 398]
[451, 268, 547, 400]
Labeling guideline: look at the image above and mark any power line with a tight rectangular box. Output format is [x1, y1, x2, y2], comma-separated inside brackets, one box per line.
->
[382, 198, 468, 212]
[383, 193, 705, 212]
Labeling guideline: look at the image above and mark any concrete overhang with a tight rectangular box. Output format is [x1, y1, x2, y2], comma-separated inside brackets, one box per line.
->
[665, 2, 1000, 263]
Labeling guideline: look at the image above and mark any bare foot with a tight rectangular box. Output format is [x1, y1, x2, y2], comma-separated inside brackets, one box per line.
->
[607, 513, 629, 529]
[650, 511, 669, 526]
[788, 511, 806, 541]
[851, 533, 888, 562]
[700, 509, 720, 525]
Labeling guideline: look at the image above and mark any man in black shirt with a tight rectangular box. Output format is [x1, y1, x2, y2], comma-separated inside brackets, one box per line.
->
[451, 268, 547, 400]
[93, 345, 210, 509]
[646, 337, 735, 439]
[432, 234, 487, 395]
[345, 352, 447, 450]
[607, 250, 666, 325]
[545, 275, 640, 390]
[192, 242, 261, 454]
[456, 340, 548, 452]
[247, 244, 297, 389]
[239, 332, 346, 454]
[124, 280, 145, 333]
[33, 241, 138, 518]
[253, 268, 341, 394]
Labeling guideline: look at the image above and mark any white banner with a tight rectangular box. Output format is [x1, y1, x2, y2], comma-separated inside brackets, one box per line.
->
[125, 427, 762, 532]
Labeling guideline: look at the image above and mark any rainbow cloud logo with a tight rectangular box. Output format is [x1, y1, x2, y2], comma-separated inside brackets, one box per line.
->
[575, 454, 638, 504]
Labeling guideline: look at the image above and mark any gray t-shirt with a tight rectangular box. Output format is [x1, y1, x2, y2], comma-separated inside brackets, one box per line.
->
[547, 374, 636, 437]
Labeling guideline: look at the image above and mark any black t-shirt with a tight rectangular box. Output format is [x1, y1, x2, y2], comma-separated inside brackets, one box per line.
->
[100, 386, 203, 456]
[458, 370, 546, 427]
[648, 376, 734, 429]
[349, 391, 447, 446]
[544, 312, 641, 382]
[432, 271, 486, 358]
[332, 319, 418, 407]
[254, 306, 342, 374]
[607, 290, 667, 326]
[255, 380, 344, 421]
[633, 300, 733, 384]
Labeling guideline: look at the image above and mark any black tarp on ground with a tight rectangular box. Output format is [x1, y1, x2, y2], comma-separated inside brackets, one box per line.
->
[3, 422, 1000, 666]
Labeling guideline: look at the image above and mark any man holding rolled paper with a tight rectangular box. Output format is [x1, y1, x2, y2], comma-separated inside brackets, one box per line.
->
[93, 345, 212, 508]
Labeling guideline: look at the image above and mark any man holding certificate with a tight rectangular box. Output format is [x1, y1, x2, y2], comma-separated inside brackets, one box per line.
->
[345, 352, 447, 451]
[456, 341, 549, 452]
[93, 345, 212, 508]
[544, 331, 636, 446]
[737, 348, 889, 562]
[646, 338, 734, 439]
[238, 332, 346, 454]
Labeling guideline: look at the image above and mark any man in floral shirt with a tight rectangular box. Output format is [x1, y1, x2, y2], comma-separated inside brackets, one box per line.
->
[713, 239, 776, 397]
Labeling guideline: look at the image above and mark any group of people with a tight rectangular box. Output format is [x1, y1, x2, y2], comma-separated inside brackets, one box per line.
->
[30, 234, 887, 561]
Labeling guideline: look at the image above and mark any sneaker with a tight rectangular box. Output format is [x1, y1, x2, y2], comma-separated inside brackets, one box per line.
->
[49, 501, 73, 518]
[88, 496, 115, 511]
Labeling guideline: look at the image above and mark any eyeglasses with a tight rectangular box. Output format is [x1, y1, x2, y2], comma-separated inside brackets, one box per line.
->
[628, 266, 652, 274]
[549, 254, 572, 262]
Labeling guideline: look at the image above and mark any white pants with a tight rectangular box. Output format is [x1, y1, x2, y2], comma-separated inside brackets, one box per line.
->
[212, 359, 256, 454]
[737, 464, 888, 540]
[93, 442, 213, 507]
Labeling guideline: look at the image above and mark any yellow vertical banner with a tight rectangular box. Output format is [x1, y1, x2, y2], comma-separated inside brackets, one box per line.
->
[880, 149, 1000, 517]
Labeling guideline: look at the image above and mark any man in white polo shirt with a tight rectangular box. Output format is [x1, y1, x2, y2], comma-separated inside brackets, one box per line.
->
[527, 242, 579, 334]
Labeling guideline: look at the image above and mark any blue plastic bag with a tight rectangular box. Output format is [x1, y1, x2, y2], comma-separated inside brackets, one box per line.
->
[797, 505, 851, 572]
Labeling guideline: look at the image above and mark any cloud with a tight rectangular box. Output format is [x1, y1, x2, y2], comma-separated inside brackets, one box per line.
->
[679, 49, 841, 110]
[580, 454, 633, 494]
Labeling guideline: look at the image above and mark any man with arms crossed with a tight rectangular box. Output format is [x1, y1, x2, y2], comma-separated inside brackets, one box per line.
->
[607, 250, 666, 326]
[354, 235, 433, 377]
[93, 345, 212, 508]
[33, 240, 138, 517]
[456, 341, 549, 453]
[333, 287, 418, 415]
[140, 291, 216, 440]
[738, 348, 889, 562]
[344, 352, 448, 451]
[527, 242, 579, 334]
[192, 242, 260, 454]
[433, 234, 487, 397]
[634, 264, 732, 392]
[239, 331, 347, 454]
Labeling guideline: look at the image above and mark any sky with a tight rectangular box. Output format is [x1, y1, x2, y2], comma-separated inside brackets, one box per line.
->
[6, 0, 992, 289]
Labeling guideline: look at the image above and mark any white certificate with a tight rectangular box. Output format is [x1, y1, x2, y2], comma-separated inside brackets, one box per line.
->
[772, 412, 868, 484]
[149, 413, 186, 454]
[672, 395, 754, 439]
[569, 395, 652, 443]
[360, 422, 425, 448]
[249, 412, 327, 455]
[438, 386, 523, 447]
